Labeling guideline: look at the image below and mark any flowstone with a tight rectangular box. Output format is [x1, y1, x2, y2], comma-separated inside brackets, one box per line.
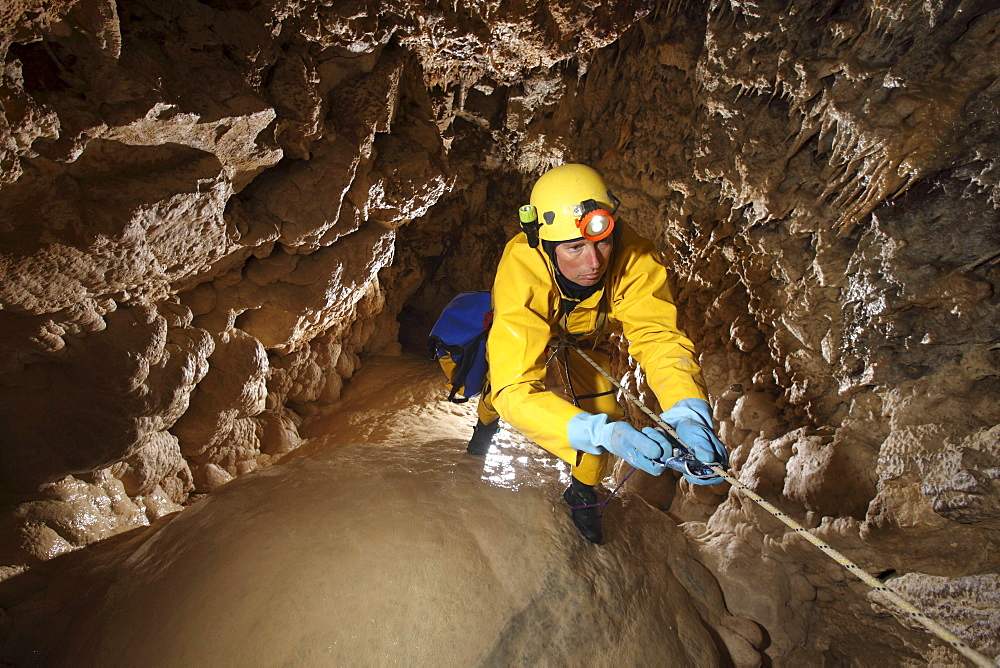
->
[20, 355, 763, 666]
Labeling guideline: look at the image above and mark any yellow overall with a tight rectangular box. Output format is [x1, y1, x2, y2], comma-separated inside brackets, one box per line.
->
[479, 223, 708, 486]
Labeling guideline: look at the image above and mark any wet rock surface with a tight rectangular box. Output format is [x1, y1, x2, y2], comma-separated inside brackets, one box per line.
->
[1, 0, 998, 664]
[2, 355, 760, 666]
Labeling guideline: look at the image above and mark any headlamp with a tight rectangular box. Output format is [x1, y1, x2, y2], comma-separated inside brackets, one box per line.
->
[572, 198, 615, 242]
[518, 204, 541, 248]
[577, 209, 614, 241]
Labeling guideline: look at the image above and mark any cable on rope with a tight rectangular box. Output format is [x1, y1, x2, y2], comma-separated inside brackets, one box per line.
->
[565, 341, 996, 668]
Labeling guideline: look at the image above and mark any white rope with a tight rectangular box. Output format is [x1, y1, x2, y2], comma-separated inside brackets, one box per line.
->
[569, 343, 996, 668]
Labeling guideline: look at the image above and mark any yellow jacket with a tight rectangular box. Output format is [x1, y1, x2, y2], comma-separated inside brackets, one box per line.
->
[487, 223, 708, 466]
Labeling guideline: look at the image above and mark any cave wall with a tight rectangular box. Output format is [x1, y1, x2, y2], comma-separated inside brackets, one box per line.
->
[1, 0, 998, 663]
[493, 1, 1000, 661]
[0, 0, 647, 565]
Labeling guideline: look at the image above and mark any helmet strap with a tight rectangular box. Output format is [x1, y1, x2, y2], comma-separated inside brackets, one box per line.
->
[607, 189, 621, 214]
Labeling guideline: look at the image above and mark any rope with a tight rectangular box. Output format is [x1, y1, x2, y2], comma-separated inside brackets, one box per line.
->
[567, 467, 638, 516]
[567, 343, 996, 668]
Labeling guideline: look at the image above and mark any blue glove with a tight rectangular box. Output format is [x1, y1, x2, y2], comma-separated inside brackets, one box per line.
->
[567, 412, 667, 476]
[660, 398, 728, 485]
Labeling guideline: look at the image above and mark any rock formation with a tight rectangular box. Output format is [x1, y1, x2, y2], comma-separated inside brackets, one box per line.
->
[1, 0, 997, 663]
[7, 356, 766, 666]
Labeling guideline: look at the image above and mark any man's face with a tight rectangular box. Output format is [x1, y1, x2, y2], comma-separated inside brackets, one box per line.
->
[553, 237, 614, 287]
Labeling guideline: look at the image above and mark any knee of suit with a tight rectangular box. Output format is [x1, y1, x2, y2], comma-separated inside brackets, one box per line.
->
[572, 451, 609, 486]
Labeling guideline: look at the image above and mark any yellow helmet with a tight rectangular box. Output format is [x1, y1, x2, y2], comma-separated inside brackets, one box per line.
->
[521, 164, 620, 246]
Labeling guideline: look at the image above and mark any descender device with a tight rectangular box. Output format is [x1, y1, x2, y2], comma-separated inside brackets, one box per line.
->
[655, 428, 721, 480]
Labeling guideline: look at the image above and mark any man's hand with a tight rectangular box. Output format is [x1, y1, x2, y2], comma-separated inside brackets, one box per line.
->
[567, 412, 667, 476]
[660, 398, 728, 485]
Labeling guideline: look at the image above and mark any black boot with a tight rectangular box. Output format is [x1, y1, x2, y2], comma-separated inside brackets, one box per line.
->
[466, 419, 500, 455]
[563, 477, 603, 544]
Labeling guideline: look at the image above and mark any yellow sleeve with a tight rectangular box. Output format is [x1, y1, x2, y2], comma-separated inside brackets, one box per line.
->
[610, 226, 708, 410]
[486, 236, 585, 466]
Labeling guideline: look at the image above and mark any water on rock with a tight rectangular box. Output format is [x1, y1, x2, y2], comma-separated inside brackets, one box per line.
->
[37, 354, 761, 665]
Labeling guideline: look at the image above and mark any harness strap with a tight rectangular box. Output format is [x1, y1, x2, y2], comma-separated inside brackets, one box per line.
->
[573, 390, 616, 401]
[443, 328, 489, 404]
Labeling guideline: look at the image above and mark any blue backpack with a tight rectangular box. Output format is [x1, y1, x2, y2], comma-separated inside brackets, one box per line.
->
[427, 291, 492, 403]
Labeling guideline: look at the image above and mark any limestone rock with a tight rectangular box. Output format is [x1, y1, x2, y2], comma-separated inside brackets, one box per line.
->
[8, 355, 757, 667]
[0, 301, 213, 492]
[232, 224, 396, 353]
[1, 0, 998, 664]
[870, 572, 1000, 658]
[170, 327, 268, 491]
[0, 469, 164, 567]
